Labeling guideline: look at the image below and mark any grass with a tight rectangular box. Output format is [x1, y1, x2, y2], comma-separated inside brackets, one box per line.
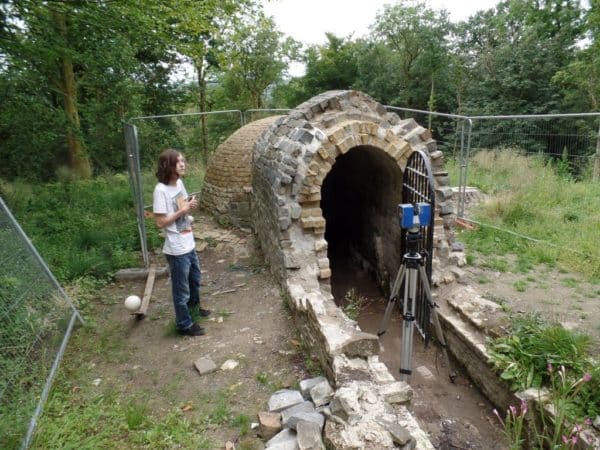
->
[488, 314, 600, 421]
[446, 150, 600, 281]
[0, 162, 205, 283]
[0, 165, 206, 449]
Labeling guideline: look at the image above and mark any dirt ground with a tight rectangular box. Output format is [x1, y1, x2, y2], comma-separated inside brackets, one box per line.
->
[85, 210, 599, 449]
[91, 214, 311, 449]
[458, 253, 600, 356]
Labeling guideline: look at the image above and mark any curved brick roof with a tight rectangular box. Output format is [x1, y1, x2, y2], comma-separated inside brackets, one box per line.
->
[200, 115, 284, 224]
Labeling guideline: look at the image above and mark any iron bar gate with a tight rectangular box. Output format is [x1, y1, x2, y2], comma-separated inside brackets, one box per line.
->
[401, 150, 436, 343]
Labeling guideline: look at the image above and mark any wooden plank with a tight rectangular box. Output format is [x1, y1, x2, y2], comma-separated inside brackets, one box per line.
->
[135, 264, 156, 317]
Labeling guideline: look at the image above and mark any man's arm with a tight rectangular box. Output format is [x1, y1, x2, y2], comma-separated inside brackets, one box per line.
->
[154, 196, 198, 228]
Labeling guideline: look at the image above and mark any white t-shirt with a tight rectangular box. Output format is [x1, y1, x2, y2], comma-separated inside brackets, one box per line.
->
[152, 179, 195, 255]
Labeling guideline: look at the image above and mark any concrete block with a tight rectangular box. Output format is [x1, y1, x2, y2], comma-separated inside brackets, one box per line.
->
[194, 357, 217, 375]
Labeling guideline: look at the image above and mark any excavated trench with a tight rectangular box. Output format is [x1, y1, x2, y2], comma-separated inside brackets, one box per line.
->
[201, 90, 507, 448]
[320, 145, 505, 449]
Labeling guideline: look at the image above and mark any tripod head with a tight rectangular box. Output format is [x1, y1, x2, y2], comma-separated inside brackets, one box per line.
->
[398, 202, 431, 256]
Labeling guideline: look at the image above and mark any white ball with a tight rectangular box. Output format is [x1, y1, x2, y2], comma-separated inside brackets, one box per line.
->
[124, 295, 141, 311]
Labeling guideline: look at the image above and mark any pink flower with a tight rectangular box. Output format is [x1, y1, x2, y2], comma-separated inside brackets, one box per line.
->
[520, 399, 528, 415]
[583, 373, 592, 382]
[493, 408, 504, 425]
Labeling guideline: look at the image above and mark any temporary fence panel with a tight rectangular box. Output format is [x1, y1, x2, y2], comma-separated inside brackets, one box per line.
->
[0, 196, 83, 449]
[123, 110, 243, 267]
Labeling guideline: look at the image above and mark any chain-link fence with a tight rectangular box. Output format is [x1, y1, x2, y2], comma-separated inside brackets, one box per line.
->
[387, 107, 600, 213]
[124, 107, 600, 269]
[123, 109, 288, 267]
[0, 197, 83, 449]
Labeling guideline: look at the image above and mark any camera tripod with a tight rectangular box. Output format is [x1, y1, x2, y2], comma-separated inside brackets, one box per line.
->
[377, 228, 457, 383]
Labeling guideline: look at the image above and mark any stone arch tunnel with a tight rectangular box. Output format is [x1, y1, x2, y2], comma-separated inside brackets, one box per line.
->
[201, 90, 451, 448]
[202, 88, 452, 366]
[199, 91, 600, 449]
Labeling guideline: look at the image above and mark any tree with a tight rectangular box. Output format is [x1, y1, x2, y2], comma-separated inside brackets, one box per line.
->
[1, 1, 95, 178]
[0, 0, 175, 180]
[553, 0, 600, 111]
[370, 0, 453, 111]
[221, 12, 299, 109]
[156, 0, 254, 162]
[457, 0, 586, 115]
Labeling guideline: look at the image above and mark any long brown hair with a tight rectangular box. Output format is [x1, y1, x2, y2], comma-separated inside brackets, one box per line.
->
[155, 149, 181, 184]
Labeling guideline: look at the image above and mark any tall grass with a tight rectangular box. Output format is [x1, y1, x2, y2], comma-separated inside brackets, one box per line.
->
[0, 161, 204, 282]
[447, 150, 600, 280]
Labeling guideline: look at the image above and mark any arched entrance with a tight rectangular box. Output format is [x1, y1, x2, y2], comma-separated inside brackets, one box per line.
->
[321, 145, 404, 300]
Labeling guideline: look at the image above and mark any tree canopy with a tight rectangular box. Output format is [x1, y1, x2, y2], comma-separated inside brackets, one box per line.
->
[0, 0, 597, 181]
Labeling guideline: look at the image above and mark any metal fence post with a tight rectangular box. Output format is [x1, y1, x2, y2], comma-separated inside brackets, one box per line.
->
[123, 122, 149, 268]
[594, 121, 600, 181]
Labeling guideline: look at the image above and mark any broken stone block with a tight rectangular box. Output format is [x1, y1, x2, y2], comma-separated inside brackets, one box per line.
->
[378, 381, 413, 404]
[258, 411, 282, 440]
[297, 420, 326, 450]
[268, 389, 304, 413]
[288, 412, 325, 431]
[415, 365, 435, 381]
[340, 331, 379, 358]
[309, 380, 334, 407]
[383, 421, 415, 448]
[193, 357, 217, 375]
[281, 401, 316, 427]
[448, 251, 467, 267]
[265, 428, 299, 449]
[299, 376, 328, 399]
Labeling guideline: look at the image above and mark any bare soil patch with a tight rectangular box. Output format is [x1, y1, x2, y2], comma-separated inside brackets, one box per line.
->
[457, 255, 600, 356]
[84, 214, 310, 448]
[77, 210, 599, 449]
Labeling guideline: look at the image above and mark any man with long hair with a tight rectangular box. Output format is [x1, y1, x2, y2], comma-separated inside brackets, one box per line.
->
[153, 149, 210, 336]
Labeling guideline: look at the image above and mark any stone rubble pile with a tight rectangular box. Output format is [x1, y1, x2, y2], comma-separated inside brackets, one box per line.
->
[258, 375, 425, 450]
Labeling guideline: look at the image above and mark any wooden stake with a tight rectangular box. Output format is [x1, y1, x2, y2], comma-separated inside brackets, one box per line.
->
[135, 264, 156, 317]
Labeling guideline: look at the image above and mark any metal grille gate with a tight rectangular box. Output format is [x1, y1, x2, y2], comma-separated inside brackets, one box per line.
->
[401, 150, 436, 344]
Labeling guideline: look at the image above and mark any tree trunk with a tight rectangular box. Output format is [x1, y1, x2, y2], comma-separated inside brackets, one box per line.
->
[52, 8, 92, 179]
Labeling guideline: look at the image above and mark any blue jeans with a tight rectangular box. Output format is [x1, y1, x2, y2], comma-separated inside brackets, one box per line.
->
[165, 250, 201, 331]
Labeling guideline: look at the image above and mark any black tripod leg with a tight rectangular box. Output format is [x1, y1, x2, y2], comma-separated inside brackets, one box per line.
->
[377, 264, 406, 336]
[418, 265, 457, 383]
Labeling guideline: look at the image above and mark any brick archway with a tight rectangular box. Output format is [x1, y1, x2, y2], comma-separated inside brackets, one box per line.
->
[252, 90, 440, 296]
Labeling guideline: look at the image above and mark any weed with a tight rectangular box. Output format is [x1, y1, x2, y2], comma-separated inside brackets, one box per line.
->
[343, 288, 367, 321]
[513, 280, 527, 292]
[209, 393, 231, 425]
[125, 400, 148, 430]
[231, 414, 251, 436]
[204, 236, 217, 248]
[481, 257, 509, 273]
[452, 150, 600, 281]
[488, 314, 599, 419]
[256, 372, 269, 385]
[561, 277, 578, 289]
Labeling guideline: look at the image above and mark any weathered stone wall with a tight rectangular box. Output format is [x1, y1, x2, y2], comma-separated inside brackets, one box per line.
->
[200, 115, 283, 227]
[251, 90, 452, 448]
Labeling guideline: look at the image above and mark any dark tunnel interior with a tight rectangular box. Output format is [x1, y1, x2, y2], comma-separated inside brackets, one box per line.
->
[320, 145, 404, 300]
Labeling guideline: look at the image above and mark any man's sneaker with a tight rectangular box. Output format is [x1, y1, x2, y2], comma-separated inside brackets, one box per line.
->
[178, 323, 205, 336]
[199, 308, 212, 317]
